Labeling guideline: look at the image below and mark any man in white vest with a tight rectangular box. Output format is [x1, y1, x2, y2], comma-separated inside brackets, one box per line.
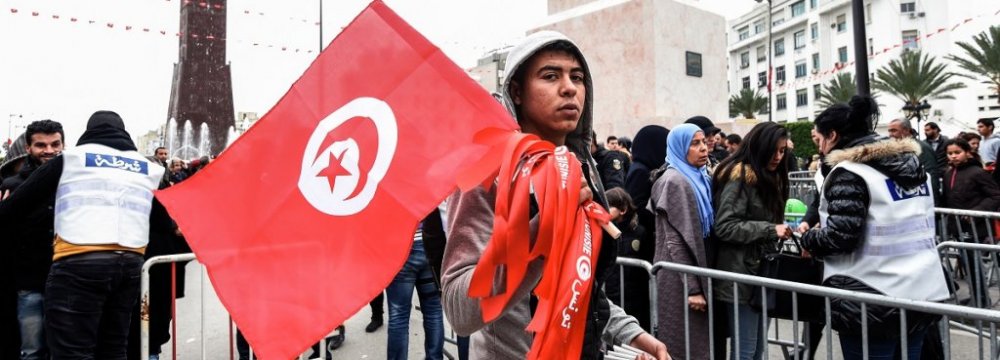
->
[0, 111, 166, 359]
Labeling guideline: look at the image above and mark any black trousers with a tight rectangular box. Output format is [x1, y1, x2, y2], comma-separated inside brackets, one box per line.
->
[45, 251, 143, 360]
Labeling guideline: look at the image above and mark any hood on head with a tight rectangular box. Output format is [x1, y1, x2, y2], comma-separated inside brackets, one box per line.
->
[77, 110, 138, 152]
[825, 137, 927, 187]
[631, 125, 668, 169]
[0, 132, 27, 178]
[501, 31, 594, 161]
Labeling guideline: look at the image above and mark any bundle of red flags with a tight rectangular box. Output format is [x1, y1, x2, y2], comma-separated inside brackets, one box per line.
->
[155, 2, 518, 358]
[458, 130, 610, 359]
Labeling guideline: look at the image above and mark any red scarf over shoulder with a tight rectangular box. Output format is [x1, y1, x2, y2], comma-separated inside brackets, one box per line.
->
[458, 130, 610, 359]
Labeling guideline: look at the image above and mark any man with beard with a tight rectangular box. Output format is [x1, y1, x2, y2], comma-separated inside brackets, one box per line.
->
[0, 120, 64, 360]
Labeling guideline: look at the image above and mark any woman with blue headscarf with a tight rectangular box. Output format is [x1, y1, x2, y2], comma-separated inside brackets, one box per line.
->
[649, 123, 714, 359]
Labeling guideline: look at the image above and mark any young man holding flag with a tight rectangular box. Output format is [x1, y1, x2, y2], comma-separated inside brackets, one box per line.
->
[441, 31, 669, 360]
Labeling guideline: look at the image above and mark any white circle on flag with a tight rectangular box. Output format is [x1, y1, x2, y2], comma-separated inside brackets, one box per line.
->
[298, 97, 397, 216]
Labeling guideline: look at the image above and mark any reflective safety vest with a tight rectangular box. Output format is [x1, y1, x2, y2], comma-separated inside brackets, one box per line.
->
[819, 161, 949, 302]
[54, 144, 165, 249]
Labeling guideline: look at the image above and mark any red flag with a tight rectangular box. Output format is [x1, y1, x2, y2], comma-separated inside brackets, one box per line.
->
[155, 1, 517, 358]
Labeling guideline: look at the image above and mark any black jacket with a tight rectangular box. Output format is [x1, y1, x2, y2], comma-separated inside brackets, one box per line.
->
[802, 136, 939, 338]
[593, 147, 627, 190]
[943, 160, 1000, 212]
[0, 159, 54, 291]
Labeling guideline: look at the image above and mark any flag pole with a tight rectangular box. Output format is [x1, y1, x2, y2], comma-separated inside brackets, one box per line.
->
[318, 0, 323, 53]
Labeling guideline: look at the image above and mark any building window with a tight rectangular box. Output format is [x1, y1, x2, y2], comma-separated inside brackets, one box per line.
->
[836, 14, 847, 33]
[868, 37, 874, 55]
[754, 20, 765, 34]
[796, 89, 808, 107]
[740, 51, 750, 68]
[759, 71, 768, 88]
[902, 30, 919, 49]
[865, 3, 872, 24]
[757, 45, 767, 62]
[742, 76, 751, 89]
[773, 18, 785, 27]
[812, 53, 820, 70]
[810, 0, 817, 9]
[901, 2, 916, 13]
[838, 46, 848, 63]
[795, 61, 807, 78]
[814, 84, 822, 100]
[686, 51, 702, 77]
[794, 30, 806, 49]
[811, 23, 819, 39]
[775, 38, 785, 56]
[738, 26, 750, 41]
[791, 1, 806, 17]
[777, 94, 788, 110]
[776, 66, 786, 82]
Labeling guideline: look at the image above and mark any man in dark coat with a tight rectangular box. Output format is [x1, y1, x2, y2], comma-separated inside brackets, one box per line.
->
[591, 131, 628, 190]
[0, 120, 64, 360]
[0, 132, 28, 360]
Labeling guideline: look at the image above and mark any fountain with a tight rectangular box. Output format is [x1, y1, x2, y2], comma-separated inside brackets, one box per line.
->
[226, 125, 237, 148]
[166, 118, 178, 158]
[198, 123, 211, 157]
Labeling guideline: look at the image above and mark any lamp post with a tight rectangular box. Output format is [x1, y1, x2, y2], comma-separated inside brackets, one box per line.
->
[851, 0, 871, 96]
[755, 0, 774, 122]
[902, 100, 931, 140]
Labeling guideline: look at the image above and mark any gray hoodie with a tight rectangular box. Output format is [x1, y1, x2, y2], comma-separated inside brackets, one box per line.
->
[440, 31, 644, 359]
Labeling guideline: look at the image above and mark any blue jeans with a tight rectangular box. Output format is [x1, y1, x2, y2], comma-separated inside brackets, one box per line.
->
[727, 303, 768, 360]
[44, 251, 143, 360]
[17, 291, 46, 360]
[839, 327, 927, 360]
[386, 241, 444, 360]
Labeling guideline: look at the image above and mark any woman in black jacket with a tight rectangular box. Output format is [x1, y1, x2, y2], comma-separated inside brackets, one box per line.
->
[942, 138, 1000, 307]
[801, 96, 949, 360]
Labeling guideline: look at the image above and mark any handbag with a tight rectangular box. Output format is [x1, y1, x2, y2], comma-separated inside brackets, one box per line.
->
[748, 233, 825, 323]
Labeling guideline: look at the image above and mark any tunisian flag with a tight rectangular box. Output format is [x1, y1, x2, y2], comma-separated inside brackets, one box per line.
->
[155, 1, 517, 358]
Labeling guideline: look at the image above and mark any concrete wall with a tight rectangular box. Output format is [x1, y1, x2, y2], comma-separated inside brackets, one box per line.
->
[548, 0, 600, 15]
[535, 0, 728, 140]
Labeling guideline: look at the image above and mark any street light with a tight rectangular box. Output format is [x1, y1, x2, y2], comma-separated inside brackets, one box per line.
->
[902, 100, 931, 140]
[755, 0, 773, 122]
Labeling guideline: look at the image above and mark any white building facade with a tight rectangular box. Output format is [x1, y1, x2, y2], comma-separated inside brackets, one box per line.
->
[727, 0, 1000, 131]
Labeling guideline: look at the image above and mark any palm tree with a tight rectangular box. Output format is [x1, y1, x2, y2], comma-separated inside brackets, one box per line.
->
[728, 88, 768, 119]
[947, 25, 1000, 104]
[816, 73, 858, 109]
[873, 50, 966, 109]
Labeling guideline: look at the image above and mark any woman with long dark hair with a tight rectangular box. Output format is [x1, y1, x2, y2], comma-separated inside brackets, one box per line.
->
[711, 122, 791, 360]
[801, 96, 949, 359]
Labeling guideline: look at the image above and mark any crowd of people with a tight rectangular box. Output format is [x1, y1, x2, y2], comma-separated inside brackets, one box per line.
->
[0, 29, 997, 360]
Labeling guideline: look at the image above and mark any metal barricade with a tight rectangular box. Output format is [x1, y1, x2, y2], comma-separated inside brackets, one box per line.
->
[616, 256, 1000, 360]
[936, 208, 1000, 310]
[788, 171, 817, 206]
[139, 253, 457, 360]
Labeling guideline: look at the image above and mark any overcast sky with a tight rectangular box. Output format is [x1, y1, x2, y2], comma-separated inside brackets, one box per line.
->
[0, 0, 754, 152]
